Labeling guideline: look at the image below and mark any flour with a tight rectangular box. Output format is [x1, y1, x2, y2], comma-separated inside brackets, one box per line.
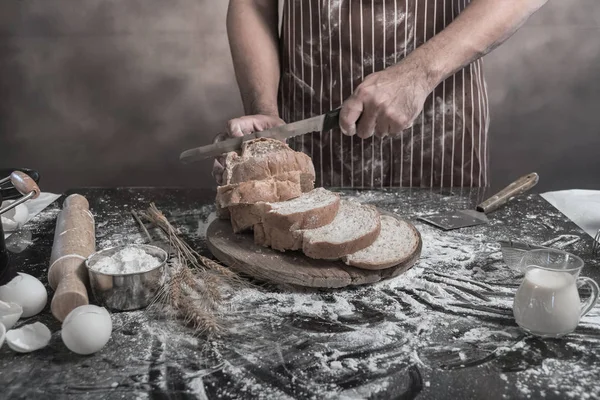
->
[91, 246, 162, 274]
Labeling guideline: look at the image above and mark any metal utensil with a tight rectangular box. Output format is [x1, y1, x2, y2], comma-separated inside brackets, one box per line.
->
[86, 244, 168, 311]
[179, 108, 342, 163]
[1, 170, 41, 286]
[418, 172, 539, 230]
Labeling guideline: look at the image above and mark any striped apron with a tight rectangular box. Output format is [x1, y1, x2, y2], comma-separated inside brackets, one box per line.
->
[278, 0, 490, 188]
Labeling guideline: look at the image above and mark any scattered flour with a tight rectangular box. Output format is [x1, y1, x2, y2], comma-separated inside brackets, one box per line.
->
[91, 246, 162, 274]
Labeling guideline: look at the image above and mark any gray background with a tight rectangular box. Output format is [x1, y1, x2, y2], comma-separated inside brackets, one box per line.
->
[0, 0, 598, 193]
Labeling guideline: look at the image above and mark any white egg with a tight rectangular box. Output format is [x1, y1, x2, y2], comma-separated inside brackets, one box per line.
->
[5, 322, 52, 352]
[0, 300, 23, 329]
[0, 273, 47, 318]
[0, 322, 5, 349]
[61, 305, 112, 355]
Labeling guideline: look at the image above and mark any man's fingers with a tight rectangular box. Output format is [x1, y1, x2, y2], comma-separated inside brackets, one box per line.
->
[355, 107, 377, 139]
[227, 115, 285, 138]
[339, 98, 363, 136]
[227, 119, 250, 137]
[374, 117, 391, 138]
[213, 131, 229, 144]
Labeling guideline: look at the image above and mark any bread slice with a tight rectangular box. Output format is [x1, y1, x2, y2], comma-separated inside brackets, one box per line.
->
[223, 138, 315, 191]
[229, 188, 340, 234]
[216, 171, 305, 209]
[302, 201, 381, 260]
[343, 215, 421, 270]
[264, 188, 340, 230]
[254, 200, 381, 260]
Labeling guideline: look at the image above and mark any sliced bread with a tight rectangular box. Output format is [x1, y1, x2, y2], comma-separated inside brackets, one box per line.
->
[216, 171, 305, 209]
[343, 215, 421, 270]
[254, 200, 381, 260]
[229, 188, 340, 233]
[222, 138, 315, 191]
[302, 200, 381, 260]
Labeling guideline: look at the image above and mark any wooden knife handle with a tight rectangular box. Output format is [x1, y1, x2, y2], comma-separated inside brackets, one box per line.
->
[476, 172, 539, 214]
[10, 171, 40, 199]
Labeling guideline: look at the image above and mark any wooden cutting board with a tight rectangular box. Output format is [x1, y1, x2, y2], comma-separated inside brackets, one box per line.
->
[206, 213, 422, 288]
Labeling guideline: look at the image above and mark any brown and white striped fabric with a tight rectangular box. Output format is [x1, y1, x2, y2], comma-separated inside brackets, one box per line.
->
[278, 0, 490, 188]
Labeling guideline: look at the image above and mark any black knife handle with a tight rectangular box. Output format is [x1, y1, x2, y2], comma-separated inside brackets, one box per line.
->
[322, 108, 341, 132]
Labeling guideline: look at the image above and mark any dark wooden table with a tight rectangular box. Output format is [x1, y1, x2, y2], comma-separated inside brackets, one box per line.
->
[1, 188, 599, 400]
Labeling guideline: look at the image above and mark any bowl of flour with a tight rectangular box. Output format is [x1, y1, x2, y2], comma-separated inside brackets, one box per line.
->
[86, 244, 168, 311]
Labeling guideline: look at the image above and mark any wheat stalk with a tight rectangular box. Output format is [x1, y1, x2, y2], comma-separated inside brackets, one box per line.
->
[134, 203, 245, 337]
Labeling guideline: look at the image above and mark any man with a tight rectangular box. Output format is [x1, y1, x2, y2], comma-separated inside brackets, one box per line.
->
[214, 0, 547, 188]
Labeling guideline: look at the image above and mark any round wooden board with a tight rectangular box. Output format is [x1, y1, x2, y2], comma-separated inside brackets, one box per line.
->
[206, 212, 423, 288]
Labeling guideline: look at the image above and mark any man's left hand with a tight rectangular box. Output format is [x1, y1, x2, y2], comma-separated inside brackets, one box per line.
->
[339, 58, 435, 139]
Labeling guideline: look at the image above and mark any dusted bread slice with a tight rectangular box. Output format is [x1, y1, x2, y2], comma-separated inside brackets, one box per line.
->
[229, 188, 340, 234]
[302, 200, 381, 260]
[223, 138, 315, 191]
[254, 200, 381, 260]
[216, 171, 304, 208]
[264, 188, 340, 231]
[343, 215, 421, 270]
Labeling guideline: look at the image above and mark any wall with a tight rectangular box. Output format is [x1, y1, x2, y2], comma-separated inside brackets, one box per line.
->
[0, 0, 598, 193]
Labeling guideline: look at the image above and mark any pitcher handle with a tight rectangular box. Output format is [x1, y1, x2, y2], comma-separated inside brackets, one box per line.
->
[578, 277, 600, 317]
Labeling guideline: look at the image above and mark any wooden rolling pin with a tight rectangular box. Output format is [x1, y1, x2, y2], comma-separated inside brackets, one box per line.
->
[48, 194, 96, 321]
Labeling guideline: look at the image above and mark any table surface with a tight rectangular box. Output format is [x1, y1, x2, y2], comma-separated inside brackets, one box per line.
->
[1, 188, 599, 400]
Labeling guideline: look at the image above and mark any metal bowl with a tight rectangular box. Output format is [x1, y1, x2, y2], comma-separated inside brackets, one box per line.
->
[85, 244, 168, 311]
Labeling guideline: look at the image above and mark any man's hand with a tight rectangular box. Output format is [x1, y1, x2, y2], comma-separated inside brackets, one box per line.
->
[212, 114, 285, 185]
[339, 59, 434, 139]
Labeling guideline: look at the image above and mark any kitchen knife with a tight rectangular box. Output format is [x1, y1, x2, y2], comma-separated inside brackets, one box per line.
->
[179, 108, 342, 164]
[418, 172, 539, 230]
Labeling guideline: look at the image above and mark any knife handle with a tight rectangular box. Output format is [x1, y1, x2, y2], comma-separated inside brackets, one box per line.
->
[323, 108, 341, 132]
[476, 172, 539, 214]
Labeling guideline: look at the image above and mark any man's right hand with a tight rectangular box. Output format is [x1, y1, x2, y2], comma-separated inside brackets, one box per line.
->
[212, 114, 285, 185]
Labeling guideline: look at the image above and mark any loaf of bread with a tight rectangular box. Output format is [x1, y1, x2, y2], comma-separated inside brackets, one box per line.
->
[215, 137, 418, 270]
[223, 138, 315, 191]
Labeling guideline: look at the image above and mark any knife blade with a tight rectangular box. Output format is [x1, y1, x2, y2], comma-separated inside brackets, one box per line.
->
[179, 108, 341, 164]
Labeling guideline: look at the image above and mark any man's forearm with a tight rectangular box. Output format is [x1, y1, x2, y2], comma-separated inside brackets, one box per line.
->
[227, 0, 280, 116]
[405, 0, 548, 89]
